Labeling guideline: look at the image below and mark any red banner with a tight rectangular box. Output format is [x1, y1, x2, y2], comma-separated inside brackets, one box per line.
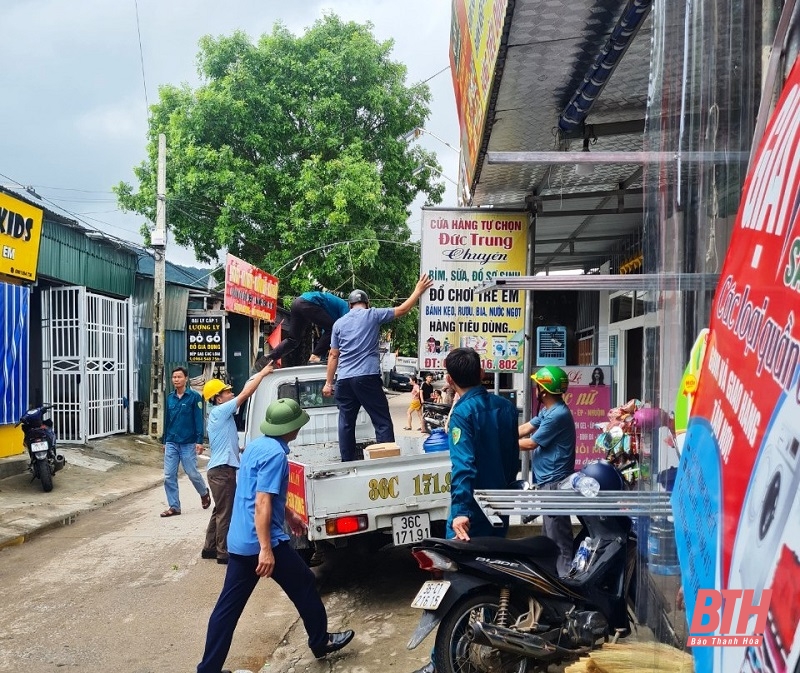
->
[287, 461, 307, 523]
[223, 253, 279, 321]
[674, 56, 800, 673]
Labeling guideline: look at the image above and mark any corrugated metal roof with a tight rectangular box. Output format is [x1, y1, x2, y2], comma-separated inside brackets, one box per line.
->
[466, 0, 652, 272]
[38, 220, 137, 297]
[136, 255, 214, 290]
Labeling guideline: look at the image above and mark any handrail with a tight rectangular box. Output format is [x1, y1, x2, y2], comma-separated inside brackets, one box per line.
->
[474, 489, 673, 526]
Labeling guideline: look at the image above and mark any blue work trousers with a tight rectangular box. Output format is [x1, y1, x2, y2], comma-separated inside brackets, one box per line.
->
[334, 375, 394, 461]
[163, 442, 207, 511]
[197, 541, 328, 673]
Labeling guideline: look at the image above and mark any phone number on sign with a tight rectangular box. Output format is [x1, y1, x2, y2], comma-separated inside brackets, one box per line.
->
[480, 358, 519, 371]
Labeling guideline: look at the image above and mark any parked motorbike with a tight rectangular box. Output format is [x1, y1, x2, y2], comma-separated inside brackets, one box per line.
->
[422, 402, 451, 431]
[407, 462, 636, 673]
[17, 405, 65, 492]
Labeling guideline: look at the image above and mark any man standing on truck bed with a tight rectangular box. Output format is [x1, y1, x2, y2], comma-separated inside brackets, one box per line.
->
[265, 290, 349, 366]
[322, 273, 433, 461]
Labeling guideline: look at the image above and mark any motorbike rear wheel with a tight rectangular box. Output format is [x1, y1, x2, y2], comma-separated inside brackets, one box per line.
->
[433, 591, 529, 673]
[37, 457, 53, 492]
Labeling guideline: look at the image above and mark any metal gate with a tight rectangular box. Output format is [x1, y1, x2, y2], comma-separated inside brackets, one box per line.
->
[42, 287, 131, 443]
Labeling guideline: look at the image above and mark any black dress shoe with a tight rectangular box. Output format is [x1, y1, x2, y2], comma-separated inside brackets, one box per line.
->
[200, 548, 217, 560]
[411, 662, 435, 673]
[216, 556, 229, 565]
[312, 630, 355, 658]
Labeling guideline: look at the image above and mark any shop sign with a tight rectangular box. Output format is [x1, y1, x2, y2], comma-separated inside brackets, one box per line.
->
[450, 0, 509, 189]
[418, 209, 527, 373]
[223, 253, 278, 321]
[674, 57, 800, 672]
[187, 315, 224, 363]
[561, 366, 613, 468]
[0, 192, 44, 282]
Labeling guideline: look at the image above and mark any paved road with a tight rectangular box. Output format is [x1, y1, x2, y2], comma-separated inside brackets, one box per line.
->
[0, 394, 438, 673]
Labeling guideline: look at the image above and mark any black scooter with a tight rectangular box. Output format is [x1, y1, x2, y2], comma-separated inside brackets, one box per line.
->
[17, 405, 65, 492]
[407, 463, 636, 673]
[422, 402, 451, 431]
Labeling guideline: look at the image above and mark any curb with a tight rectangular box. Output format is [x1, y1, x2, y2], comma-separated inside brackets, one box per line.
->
[0, 475, 164, 552]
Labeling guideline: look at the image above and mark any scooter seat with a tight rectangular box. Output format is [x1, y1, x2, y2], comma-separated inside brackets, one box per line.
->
[423, 535, 560, 570]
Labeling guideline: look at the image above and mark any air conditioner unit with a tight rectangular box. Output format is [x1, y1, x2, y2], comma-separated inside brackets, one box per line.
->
[536, 326, 567, 366]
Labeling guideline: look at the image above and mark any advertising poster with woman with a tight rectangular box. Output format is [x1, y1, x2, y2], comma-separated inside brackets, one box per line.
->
[418, 208, 528, 373]
[673, 58, 800, 673]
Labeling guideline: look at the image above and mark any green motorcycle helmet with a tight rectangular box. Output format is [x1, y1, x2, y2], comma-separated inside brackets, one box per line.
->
[531, 365, 569, 395]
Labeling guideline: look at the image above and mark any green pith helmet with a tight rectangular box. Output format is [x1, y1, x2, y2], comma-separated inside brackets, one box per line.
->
[531, 366, 569, 395]
[260, 398, 310, 436]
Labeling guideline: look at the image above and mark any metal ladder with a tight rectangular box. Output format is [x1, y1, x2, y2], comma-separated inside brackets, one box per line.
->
[473, 489, 673, 527]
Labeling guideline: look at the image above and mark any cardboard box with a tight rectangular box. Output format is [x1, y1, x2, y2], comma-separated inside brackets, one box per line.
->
[363, 443, 401, 460]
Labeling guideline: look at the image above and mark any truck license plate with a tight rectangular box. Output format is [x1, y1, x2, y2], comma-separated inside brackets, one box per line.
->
[391, 512, 431, 546]
[411, 580, 450, 610]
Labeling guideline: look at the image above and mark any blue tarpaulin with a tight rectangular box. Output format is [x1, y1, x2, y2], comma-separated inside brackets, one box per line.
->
[0, 282, 29, 425]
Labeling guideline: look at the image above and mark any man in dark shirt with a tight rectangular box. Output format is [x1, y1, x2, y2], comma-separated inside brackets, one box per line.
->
[161, 367, 209, 518]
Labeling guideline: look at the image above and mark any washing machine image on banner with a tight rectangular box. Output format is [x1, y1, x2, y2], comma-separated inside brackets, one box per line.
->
[720, 385, 800, 673]
[729, 388, 800, 597]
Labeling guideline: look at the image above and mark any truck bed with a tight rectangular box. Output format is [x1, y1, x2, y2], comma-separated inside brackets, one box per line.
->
[289, 450, 452, 543]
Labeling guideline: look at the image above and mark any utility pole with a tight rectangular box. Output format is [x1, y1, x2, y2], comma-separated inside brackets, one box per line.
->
[149, 133, 167, 440]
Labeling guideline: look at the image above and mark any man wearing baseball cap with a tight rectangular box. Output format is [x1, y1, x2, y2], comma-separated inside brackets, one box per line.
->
[201, 363, 273, 564]
[197, 398, 355, 672]
[322, 273, 433, 461]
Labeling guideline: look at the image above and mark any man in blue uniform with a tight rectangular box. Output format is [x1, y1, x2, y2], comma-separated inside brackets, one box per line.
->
[197, 398, 354, 673]
[443, 347, 520, 540]
[322, 274, 433, 461]
[518, 365, 576, 575]
[410, 348, 520, 673]
[266, 291, 349, 365]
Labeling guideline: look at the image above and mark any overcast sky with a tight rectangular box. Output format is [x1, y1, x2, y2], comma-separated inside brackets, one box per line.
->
[1, 0, 459, 268]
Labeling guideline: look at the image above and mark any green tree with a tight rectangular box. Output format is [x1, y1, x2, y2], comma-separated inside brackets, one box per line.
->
[116, 14, 443, 311]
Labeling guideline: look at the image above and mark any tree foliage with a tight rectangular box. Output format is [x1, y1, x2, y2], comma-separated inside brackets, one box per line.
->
[116, 14, 444, 316]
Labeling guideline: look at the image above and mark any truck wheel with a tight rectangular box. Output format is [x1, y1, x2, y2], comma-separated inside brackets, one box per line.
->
[37, 458, 53, 492]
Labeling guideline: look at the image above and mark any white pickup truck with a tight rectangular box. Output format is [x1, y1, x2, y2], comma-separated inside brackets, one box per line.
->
[241, 365, 452, 549]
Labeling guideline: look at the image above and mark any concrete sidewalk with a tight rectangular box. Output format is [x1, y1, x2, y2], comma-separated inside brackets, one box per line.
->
[0, 434, 168, 550]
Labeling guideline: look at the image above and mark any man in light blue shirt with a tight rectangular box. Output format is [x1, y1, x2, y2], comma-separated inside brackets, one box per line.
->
[322, 274, 433, 461]
[518, 365, 577, 575]
[201, 363, 273, 564]
[197, 399, 355, 672]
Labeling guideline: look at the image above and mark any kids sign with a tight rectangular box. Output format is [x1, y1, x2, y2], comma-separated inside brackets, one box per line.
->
[419, 208, 527, 373]
[673, 57, 800, 673]
[0, 192, 44, 282]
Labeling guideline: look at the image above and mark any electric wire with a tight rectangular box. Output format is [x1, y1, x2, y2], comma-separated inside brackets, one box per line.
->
[133, 0, 150, 115]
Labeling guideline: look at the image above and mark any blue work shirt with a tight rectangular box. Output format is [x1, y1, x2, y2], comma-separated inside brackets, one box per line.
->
[207, 398, 241, 469]
[300, 291, 349, 322]
[163, 388, 204, 444]
[447, 386, 520, 538]
[331, 306, 395, 380]
[528, 401, 576, 485]
[227, 435, 290, 555]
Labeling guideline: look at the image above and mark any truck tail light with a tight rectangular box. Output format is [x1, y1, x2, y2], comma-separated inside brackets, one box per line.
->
[325, 514, 368, 536]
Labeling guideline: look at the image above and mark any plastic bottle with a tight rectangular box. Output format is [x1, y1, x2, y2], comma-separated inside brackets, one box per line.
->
[559, 473, 600, 497]
[571, 537, 599, 573]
